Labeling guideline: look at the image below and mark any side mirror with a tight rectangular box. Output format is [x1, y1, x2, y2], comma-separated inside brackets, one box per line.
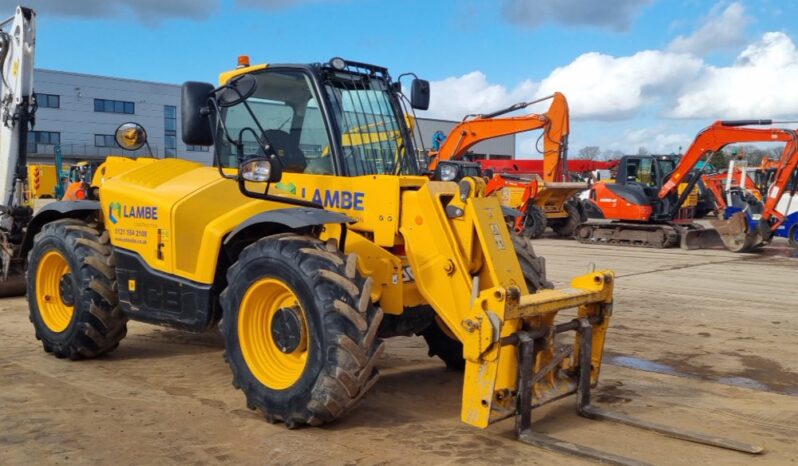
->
[181, 81, 215, 146]
[410, 78, 430, 110]
[115, 122, 148, 151]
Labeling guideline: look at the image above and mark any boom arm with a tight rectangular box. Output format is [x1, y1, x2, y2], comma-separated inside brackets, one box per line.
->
[428, 92, 570, 182]
[0, 6, 36, 208]
[659, 120, 797, 199]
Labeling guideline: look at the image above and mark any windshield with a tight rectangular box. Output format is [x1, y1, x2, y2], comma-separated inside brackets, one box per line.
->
[323, 71, 419, 176]
[657, 158, 677, 177]
[217, 69, 335, 175]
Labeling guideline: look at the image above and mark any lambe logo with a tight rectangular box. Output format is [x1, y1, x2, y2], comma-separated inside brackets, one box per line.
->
[108, 201, 158, 224]
[108, 201, 122, 224]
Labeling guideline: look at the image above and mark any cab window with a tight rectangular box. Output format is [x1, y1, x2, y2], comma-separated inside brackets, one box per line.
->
[625, 158, 655, 186]
[218, 70, 334, 175]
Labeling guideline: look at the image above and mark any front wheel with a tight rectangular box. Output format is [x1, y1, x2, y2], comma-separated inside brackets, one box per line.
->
[27, 219, 127, 359]
[220, 234, 384, 427]
[789, 225, 798, 247]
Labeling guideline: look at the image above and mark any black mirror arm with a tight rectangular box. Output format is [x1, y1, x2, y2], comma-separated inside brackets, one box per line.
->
[206, 98, 238, 180]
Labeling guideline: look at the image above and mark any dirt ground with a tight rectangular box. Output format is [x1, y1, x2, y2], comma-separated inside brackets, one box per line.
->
[1, 238, 797, 465]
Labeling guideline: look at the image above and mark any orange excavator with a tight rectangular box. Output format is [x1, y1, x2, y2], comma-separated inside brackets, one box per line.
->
[428, 93, 587, 238]
[579, 120, 798, 251]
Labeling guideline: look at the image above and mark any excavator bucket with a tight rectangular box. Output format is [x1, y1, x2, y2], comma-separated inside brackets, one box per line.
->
[679, 226, 724, 250]
[710, 211, 763, 252]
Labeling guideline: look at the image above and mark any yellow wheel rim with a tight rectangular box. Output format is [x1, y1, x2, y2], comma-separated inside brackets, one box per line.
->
[35, 250, 75, 333]
[238, 278, 309, 390]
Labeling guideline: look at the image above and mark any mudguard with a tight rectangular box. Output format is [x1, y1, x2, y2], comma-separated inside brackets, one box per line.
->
[224, 207, 354, 245]
[21, 200, 101, 256]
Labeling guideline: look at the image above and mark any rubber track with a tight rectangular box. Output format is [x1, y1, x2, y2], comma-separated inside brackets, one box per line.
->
[576, 223, 681, 249]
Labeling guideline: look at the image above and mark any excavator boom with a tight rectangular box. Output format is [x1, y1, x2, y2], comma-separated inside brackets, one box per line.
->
[429, 92, 570, 182]
[659, 120, 795, 198]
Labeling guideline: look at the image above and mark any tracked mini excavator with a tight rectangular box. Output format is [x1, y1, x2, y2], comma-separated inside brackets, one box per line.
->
[579, 120, 798, 251]
[428, 93, 587, 238]
[23, 51, 764, 463]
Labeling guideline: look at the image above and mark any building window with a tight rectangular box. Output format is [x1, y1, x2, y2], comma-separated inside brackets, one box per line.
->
[94, 98, 134, 114]
[187, 145, 209, 152]
[28, 131, 61, 152]
[27, 131, 60, 145]
[164, 105, 177, 157]
[94, 134, 116, 147]
[34, 93, 60, 109]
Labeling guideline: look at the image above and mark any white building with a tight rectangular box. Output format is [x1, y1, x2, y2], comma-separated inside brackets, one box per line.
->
[29, 69, 514, 165]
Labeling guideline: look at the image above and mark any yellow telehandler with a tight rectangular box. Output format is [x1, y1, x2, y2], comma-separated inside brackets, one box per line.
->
[24, 56, 760, 464]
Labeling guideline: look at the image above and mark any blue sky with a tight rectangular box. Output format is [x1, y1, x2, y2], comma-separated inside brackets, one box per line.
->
[12, 0, 798, 157]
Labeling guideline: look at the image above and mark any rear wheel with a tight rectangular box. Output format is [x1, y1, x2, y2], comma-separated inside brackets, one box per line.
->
[220, 234, 384, 427]
[522, 204, 547, 239]
[420, 235, 552, 371]
[27, 219, 126, 359]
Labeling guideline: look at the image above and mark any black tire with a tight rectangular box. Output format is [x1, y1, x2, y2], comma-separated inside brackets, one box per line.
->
[420, 235, 553, 371]
[789, 225, 797, 247]
[27, 218, 126, 359]
[419, 318, 465, 371]
[220, 234, 384, 428]
[550, 202, 581, 238]
[522, 204, 547, 239]
[512, 234, 554, 290]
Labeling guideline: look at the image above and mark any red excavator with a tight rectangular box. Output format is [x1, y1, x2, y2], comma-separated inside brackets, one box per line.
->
[428, 93, 587, 238]
[579, 120, 798, 251]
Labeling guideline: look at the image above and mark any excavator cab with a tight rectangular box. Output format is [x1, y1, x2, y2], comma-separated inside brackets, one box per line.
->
[592, 154, 690, 223]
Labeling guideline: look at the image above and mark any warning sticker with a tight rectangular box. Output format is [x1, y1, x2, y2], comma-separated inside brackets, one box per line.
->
[490, 223, 506, 250]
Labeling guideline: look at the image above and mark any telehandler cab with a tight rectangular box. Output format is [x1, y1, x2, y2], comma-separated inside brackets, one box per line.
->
[26, 56, 761, 464]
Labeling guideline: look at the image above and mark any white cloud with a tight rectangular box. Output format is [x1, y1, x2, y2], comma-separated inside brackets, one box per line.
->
[535, 50, 702, 119]
[669, 32, 798, 119]
[0, 0, 217, 21]
[608, 127, 691, 154]
[502, 0, 652, 32]
[668, 2, 749, 56]
[422, 71, 537, 120]
[424, 51, 702, 122]
[426, 30, 798, 124]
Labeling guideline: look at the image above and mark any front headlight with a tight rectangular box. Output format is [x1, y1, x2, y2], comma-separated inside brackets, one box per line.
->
[439, 163, 459, 182]
[241, 159, 272, 182]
